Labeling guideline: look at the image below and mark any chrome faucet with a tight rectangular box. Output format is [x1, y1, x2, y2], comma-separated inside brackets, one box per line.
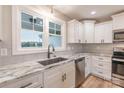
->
[47, 44, 55, 58]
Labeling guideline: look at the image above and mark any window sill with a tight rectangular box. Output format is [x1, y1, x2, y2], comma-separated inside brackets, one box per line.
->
[12, 47, 66, 55]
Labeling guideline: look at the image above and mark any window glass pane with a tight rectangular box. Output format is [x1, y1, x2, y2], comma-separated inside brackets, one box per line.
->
[21, 13, 33, 22]
[21, 29, 34, 47]
[56, 24, 61, 30]
[21, 30, 43, 48]
[35, 18, 43, 25]
[21, 21, 33, 30]
[49, 35, 61, 47]
[49, 22, 55, 29]
[33, 31, 43, 47]
[21, 13, 33, 30]
[34, 17, 43, 32]
[56, 30, 61, 35]
[34, 25, 43, 32]
[49, 28, 55, 34]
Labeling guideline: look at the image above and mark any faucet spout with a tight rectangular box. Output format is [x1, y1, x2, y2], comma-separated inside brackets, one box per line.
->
[48, 44, 55, 58]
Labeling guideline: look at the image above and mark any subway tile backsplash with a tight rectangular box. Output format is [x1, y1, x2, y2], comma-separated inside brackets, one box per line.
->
[82, 43, 113, 54]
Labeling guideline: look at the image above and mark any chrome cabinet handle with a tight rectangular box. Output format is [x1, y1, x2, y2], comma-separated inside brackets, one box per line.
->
[85, 40, 87, 43]
[62, 75, 64, 82]
[78, 40, 81, 43]
[64, 73, 66, 80]
[103, 39, 104, 43]
[98, 64, 103, 66]
[20, 83, 32, 88]
[98, 71, 103, 74]
[98, 58, 103, 60]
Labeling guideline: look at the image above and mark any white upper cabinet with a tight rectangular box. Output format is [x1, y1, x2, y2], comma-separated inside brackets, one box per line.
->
[83, 20, 96, 43]
[0, 6, 2, 41]
[67, 19, 83, 43]
[95, 21, 112, 43]
[112, 12, 124, 30]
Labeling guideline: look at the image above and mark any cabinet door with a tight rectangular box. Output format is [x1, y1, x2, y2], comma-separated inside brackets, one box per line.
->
[95, 24, 104, 43]
[62, 62, 75, 88]
[67, 22, 75, 43]
[74, 21, 80, 43]
[79, 22, 84, 43]
[84, 21, 95, 43]
[85, 56, 91, 78]
[104, 22, 112, 43]
[44, 66, 63, 88]
[68, 20, 84, 43]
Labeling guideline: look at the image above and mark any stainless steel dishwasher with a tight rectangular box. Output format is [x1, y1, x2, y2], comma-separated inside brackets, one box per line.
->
[75, 57, 85, 87]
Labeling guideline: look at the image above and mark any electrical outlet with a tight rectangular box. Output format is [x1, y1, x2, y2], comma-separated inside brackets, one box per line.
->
[0, 48, 8, 56]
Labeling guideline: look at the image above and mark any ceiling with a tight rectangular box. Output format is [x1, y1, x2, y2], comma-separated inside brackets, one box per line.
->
[54, 5, 124, 22]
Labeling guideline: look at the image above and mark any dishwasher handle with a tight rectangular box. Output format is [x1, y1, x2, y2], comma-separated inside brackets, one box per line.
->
[75, 57, 85, 63]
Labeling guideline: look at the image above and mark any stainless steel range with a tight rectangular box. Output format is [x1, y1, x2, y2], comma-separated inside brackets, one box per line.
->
[112, 47, 124, 87]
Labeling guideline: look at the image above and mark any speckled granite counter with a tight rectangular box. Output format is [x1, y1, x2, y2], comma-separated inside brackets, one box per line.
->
[0, 61, 46, 85]
[0, 52, 112, 86]
[0, 57, 74, 85]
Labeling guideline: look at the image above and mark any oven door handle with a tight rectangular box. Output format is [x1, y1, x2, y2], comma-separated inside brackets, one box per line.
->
[112, 58, 124, 62]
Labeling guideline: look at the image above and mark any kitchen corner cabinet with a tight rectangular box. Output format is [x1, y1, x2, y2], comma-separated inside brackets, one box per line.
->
[0, 6, 2, 41]
[95, 21, 112, 43]
[44, 62, 75, 88]
[112, 12, 124, 30]
[67, 19, 84, 43]
[83, 20, 96, 43]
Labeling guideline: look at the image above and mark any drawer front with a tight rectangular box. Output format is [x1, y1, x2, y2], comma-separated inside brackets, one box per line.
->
[93, 67, 104, 76]
[1, 71, 43, 88]
[94, 61, 111, 69]
[93, 66, 111, 80]
[92, 56, 111, 62]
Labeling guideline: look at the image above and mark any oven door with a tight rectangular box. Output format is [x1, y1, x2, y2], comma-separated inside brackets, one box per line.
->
[112, 58, 124, 78]
[114, 31, 124, 42]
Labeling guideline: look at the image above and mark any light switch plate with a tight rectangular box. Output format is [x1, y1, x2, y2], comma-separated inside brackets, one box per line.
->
[0, 48, 8, 56]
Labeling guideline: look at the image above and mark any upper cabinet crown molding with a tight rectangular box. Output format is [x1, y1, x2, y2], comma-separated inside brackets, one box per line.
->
[112, 12, 124, 30]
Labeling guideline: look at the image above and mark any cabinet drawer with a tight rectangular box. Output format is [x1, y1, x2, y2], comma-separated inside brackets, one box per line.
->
[93, 67, 104, 76]
[0, 71, 43, 88]
[92, 56, 111, 62]
[94, 61, 111, 69]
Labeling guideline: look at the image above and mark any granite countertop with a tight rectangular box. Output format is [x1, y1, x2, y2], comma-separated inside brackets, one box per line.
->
[0, 61, 45, 84]
[0, 52, 112, 85]
[0, 57, 74, 85]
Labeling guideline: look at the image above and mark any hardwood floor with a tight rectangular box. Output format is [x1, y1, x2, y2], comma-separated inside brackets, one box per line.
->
[80, 75, 121, 88]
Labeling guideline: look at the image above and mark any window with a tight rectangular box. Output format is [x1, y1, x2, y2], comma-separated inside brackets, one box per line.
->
[21, 12, 43, 48]
[49, 22, 62, 47]
[12, 6, 66, 55]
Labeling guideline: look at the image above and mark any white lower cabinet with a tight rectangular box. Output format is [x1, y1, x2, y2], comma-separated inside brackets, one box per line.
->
[92, 56, 112, 80]
[43, 62, 75, 88]
[85, 55, 91, 78]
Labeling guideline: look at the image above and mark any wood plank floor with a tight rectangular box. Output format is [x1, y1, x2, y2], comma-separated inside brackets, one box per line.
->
[80, 75, 121, 88]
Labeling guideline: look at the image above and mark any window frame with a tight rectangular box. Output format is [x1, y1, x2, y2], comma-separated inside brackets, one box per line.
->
[48, 17, 66, 51]
[12, 6, 66, 55]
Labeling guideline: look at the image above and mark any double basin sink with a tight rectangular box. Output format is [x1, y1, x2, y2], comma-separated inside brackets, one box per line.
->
[38, 57, 68, 66]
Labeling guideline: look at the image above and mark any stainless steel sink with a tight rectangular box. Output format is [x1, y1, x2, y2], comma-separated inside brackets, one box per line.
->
[38, 57, 68, 66]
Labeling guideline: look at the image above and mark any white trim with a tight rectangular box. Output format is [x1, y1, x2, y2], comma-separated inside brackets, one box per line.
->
[12, 6, 66, 55]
